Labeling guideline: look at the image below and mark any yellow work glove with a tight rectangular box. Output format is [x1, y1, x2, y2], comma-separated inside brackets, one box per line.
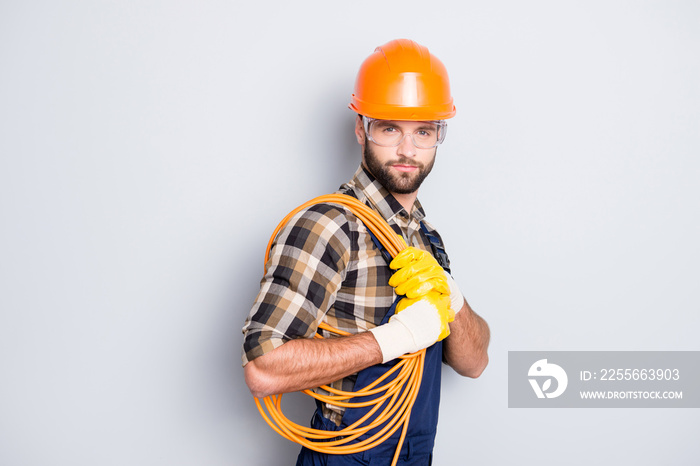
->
[396, 291, 454, 341]
[388, 247, 449, 298]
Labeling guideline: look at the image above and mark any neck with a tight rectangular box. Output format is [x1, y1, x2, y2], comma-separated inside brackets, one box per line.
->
[391, 191, 418, 213]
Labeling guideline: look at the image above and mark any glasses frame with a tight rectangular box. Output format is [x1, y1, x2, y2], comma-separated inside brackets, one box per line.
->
[362, 116, 448, 149]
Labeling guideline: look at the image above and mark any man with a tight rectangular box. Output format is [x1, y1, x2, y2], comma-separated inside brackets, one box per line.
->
[242, 39, 490, 465]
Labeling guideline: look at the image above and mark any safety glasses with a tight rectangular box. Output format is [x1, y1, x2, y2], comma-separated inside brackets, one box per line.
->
[363, 116, 447, 149]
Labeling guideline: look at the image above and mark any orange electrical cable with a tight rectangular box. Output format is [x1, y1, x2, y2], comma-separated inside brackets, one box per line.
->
[254, 194, 425, 466]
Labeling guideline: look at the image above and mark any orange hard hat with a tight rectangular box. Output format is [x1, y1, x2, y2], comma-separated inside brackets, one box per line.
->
[349, 39, 456, 121]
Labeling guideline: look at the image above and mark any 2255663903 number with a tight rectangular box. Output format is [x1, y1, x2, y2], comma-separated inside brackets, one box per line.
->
[599, 368, 680, 381]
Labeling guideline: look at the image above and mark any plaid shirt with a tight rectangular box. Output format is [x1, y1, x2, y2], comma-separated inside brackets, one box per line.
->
[242, 165, 449, 423]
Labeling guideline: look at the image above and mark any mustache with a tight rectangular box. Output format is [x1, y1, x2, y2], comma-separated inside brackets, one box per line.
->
[388, 158, 422, 168]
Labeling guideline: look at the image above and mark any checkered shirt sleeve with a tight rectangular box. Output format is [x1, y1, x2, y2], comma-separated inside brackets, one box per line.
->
[241, 203, 355, 365]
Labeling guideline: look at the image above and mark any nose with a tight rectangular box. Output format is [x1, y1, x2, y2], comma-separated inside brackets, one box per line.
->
[396, 133, 417, 158]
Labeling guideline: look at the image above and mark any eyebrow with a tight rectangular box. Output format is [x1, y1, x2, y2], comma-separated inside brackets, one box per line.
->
[377, 121, 437, 130]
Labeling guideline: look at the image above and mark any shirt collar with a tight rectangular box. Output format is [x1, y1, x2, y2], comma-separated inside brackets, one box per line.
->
[343, 165, 426, 223]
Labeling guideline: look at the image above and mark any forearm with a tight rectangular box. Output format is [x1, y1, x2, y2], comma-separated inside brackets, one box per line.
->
[443, 299, 490, 378]
[244, 331, 383, 398]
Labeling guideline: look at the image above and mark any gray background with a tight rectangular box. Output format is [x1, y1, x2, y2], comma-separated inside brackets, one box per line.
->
[1, 1, 698, 465]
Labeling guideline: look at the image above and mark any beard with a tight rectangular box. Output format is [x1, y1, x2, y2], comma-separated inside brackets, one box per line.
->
[363, 143, 436, 194]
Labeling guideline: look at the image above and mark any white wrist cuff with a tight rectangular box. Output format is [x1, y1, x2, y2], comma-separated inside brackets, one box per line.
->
[369, 320, 412, 363]
[369, 300, 441, 363]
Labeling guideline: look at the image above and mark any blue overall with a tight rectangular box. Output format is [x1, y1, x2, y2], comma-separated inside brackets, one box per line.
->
[296, 222, 450, 466]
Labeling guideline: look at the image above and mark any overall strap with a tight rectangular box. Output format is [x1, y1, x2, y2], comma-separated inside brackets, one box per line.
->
[419, 221, 451, 274]
[338, 186, 395, 266]
[367, 227, 395, 271]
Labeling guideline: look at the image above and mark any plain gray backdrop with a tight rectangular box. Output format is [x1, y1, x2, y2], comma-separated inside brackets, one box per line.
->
[1, 1, 698, 465]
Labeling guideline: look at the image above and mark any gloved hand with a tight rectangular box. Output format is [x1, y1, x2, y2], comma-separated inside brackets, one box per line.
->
[444, 272, 465, 315]
[369, 291, 453, 363]
[388, 247, 449, 298]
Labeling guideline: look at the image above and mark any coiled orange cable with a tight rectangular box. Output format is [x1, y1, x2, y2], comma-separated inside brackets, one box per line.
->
[254, 194, 425, 466]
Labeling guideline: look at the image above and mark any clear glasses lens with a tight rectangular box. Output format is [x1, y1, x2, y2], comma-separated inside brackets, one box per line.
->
[364, 117, 446, 149]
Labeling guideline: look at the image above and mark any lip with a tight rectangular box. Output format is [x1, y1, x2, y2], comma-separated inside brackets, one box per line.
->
[391, 164, 418, 173]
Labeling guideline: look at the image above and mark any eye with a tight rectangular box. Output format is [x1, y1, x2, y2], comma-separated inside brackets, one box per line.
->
[416, 130, 432, 137]
[382, 126, 399, 134]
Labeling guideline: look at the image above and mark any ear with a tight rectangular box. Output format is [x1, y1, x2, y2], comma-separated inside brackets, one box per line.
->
[354, 115, 365, 146]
